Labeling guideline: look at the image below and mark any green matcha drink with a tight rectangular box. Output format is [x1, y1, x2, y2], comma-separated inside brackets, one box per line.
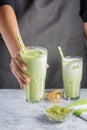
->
[20, 46, 47, 103]
[62, 56, 83, 100]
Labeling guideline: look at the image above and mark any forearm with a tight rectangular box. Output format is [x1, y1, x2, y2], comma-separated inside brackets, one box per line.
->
[0, 5, 22, 57]
[83, 23, 87, 39]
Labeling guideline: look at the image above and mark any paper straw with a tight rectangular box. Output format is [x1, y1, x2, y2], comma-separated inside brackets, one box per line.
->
[17, 34, 25, 52]
[58, 46, 64, 59]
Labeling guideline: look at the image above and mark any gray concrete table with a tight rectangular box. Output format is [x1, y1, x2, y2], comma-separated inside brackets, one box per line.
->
[0, 89, 87, 130]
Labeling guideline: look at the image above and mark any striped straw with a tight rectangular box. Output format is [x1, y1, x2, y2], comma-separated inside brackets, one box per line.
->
[58, 46, 64, 59]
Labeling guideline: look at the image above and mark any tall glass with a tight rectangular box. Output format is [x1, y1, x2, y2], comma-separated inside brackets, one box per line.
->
[20, 46, 47, 103]
[62, 56, 83, 100]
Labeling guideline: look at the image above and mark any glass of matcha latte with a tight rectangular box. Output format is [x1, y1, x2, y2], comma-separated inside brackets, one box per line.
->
[20, 46, 48, 103]
[62, 56, 83, 100]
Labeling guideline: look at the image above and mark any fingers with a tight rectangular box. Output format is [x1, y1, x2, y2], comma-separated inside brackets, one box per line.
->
[11, 66, 23, 88]
[46, 64, 49, 69]
[10, 54, 30, 88]
[14, 53, 27, 71]
[11, 61, 29, 81]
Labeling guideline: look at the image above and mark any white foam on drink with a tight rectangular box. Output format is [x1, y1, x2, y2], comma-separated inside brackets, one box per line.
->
[63, 57, 82, 69]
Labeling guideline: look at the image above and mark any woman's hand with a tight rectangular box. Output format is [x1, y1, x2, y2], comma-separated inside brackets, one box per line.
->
[10, 53, 49, 89]
[10, 53, 30, 88]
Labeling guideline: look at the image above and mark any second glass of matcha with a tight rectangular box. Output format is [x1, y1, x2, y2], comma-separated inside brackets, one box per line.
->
[20, 46, 47, 103]
[62, 56, 83, 100]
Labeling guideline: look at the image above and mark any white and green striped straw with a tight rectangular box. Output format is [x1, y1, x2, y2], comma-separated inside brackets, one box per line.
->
[58, 46, 64, 59]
